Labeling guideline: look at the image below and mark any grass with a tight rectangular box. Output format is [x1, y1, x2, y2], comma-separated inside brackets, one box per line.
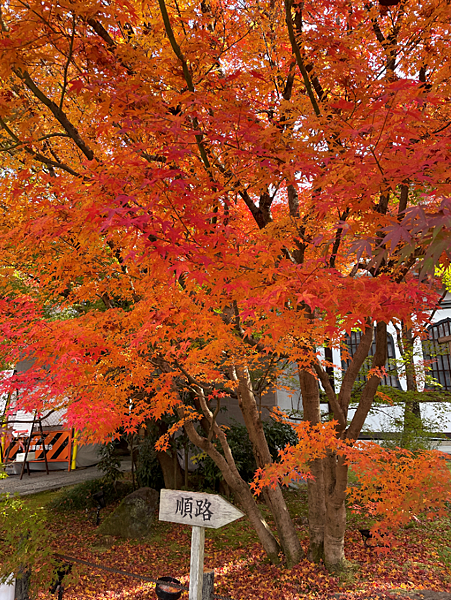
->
[18, 488, 61, 509]
[206, 516, 260, 550]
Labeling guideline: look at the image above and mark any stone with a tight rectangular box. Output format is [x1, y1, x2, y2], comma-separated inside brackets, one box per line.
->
[98, 487, 159, 539]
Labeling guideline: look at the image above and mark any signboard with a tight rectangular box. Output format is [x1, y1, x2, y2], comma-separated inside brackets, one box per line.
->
[159, 489, 244, 530]
[159, 489, 244, 600]
[5, 431, 70, 463]
[10, 410, 33, 437]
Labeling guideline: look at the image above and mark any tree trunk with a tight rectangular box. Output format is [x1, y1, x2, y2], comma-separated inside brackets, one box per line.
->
[153, 419, 184, 489]
[234, 365, 304, 567]
[323, 451, 347, 571]
[180, 406, 282, 564]
[298, 369, 326, 563]
[231, 473, 282, 565]
[156, 449, 184, 489]
[399, 325, 422, 447]
[15, 566, 31, 600]
[306, 457, 326, 563]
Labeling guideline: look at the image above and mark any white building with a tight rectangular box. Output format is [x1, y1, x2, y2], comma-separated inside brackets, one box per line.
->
[276, 292, 451, 448]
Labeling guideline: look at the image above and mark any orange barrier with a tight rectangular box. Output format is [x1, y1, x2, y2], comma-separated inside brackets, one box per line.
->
[5, 430, 71, 463]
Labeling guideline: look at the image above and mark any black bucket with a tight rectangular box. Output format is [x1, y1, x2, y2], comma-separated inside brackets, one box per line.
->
[155, 577, 183, 600]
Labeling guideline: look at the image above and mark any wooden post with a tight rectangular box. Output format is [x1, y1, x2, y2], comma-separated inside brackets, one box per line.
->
[67, 428, 73, 472]
[189, 526, 205, 600]
[159, 489, 243, 600]
[202, 569, 214, 600]
[37, 418, 49, 475]
[20, 414, 36, 480]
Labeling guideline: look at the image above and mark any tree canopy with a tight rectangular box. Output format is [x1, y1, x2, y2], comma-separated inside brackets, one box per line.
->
[1, 0, 451, 569]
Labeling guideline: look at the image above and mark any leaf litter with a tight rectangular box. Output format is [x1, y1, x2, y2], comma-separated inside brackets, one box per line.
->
[38, 496, 451, 600]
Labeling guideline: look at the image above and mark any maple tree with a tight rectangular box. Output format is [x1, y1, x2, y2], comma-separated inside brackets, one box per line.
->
[1, 0, 451, 571]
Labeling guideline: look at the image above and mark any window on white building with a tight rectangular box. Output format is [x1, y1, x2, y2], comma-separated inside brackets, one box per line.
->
[341, 330, 401, 389]
[422, 318, 451, 392]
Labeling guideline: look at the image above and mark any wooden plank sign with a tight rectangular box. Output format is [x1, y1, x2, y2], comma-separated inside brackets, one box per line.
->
[159, 489, 244, 530]
[159, 489, 244, 600]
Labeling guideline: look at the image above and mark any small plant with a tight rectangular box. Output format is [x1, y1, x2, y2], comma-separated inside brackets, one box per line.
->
[136, 435, 165, 490]
[97, 442, 123, 487]
[0, 494, 54, 595]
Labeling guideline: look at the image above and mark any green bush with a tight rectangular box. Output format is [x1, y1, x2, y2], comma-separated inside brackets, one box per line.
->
[0, 494, 54, 592]
[49, 478, 133, 512]
[97, 441, 123, 485]
[135, 436, 165, 490]
[263, 417, 299, 459]
[196, 417, 298, 490]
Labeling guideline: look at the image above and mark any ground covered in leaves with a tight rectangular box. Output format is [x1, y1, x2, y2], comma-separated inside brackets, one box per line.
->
[16, 485, 451, 600]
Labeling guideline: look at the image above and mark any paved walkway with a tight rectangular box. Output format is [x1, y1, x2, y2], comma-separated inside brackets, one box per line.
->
[0, 459, 132, 497]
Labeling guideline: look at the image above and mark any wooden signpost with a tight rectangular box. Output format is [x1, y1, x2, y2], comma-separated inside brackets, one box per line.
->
[159, 489, 244, 600]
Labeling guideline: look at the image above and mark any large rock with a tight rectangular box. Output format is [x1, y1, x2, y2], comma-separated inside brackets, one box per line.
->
[98, 487, 159, 539]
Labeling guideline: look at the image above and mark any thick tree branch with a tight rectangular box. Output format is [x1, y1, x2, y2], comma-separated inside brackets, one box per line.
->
[283, 0, 321, 117]
[238, 189, 272, 229]
[312, 361, 346, 431]
[329, 208, 350, 268]
[338, 324, 373, 411]
[398, 184, 409, 217]
[346, 321, 387, 440]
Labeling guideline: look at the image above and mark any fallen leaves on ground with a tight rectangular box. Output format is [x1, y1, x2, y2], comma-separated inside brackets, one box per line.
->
[39, 505, 451, 600]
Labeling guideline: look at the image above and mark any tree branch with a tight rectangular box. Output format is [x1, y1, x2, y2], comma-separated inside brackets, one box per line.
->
[312, 360, 346, 431]
[13, 69, 95, 161]
[0, 117, 82, 177]
[283, 0, 321, 117]
[346, 321, 387, 440]
[338, 323, 373, 410]
[59, 13, 76, 111]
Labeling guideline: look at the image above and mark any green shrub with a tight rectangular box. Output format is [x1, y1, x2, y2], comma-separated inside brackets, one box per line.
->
[49, 478, 133, 512]
[135, 436, 165, 490]
[97, 442, 123, 485]
[0, 494, 54, 592]
[196, 417, 298, 490]
[263, 417, 299, 459]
